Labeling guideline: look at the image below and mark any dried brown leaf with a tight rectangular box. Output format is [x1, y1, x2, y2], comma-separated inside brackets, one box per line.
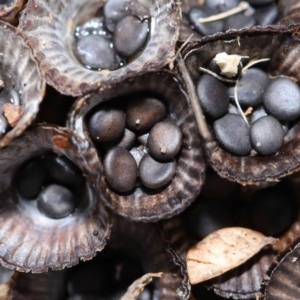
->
[120, 272, 162, 300]
[186, 227, 277, 284]
[244, 107, 253, 117]
[52, 135, 70, 149]
[2, 103, 22, 127]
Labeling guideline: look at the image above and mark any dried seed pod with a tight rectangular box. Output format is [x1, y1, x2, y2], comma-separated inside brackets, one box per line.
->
[180, 27, 300, 184]
[4, 215, 190, 300]
[0, 0, 26, 25]
[0, 125, 111, 272]
[18, 0, 180, 97]
[0, 21, 45, 149]
[68, 71, 205, 221]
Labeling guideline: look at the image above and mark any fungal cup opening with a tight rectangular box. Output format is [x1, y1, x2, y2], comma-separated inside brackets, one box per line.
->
[0, 125, 112, 272]
[71, 0, 153, 72]
[19, 0, 179, 96]
[85, 93, 183, 195]
[181, 29, 300, 183]
[13, 151, 91, 223]
[68, 72, 205, 221]
[196, 54, 300, 157]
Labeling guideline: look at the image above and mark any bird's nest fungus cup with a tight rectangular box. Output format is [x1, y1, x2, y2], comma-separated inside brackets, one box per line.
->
[0, 21, 45, 149]
[18, 0, 180, 97]
[3, 215, 190, 299]
[180, 26, 300, 184]
[68, 71, 205, 222]
[0, 125, 111, 272]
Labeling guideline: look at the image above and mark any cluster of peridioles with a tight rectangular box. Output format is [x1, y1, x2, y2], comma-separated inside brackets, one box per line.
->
[0, 0, 299, 300]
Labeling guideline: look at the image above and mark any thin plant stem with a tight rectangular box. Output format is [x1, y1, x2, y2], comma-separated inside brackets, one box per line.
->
[199, 67, 237, 83]
[199, 1, 249, 23]
[178, 55, 212, 141]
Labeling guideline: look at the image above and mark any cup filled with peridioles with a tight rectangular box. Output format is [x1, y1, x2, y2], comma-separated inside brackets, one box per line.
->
[74, 0, 151, 72]
[196, 52, 300, 157]
[14, 152, 87, 220]
[86, 95, 183, 194]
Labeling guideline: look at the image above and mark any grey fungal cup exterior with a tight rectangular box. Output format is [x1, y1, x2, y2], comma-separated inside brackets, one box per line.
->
[4, 215, 190, 300]
[68, 71, 206, 222]
[181, 26, 300, 185]
[18, 0, 180, 97]
[0, 21, 45, 149]
[259, 236, 300, 300]
[0, 125, 111, 272]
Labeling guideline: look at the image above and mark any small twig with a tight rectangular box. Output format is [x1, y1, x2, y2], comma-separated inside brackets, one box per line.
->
[199, 67, 236, 83]
[120, 273, 162, 300]
[241, 58, 270, 75]
[178, 54, 212, 141]
[199, 1, 249, 23]
[234, 77, 249, 126]
[169, 34, 194, 70]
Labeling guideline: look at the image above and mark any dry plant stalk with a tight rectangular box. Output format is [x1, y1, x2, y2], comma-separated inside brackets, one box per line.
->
[120, 272, 163, 300]
[199, 1, 249, 23]
[178, 54, 213, 141]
